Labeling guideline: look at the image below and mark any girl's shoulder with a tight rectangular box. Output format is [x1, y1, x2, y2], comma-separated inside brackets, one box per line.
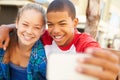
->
[0, 49, 5, 57]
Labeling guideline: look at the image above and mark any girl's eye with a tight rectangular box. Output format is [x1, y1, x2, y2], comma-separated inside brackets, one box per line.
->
[34, 25, 43, 30]
[22, 23, 28, 27]
[35, 27, 41, 29]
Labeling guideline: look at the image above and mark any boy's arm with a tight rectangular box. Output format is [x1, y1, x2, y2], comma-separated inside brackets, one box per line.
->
[0, 24, 15, 50]
[76, 48, 120, 80]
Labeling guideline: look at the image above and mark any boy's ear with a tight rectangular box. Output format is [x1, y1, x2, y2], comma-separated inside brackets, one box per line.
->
[73, 18, 79, 28]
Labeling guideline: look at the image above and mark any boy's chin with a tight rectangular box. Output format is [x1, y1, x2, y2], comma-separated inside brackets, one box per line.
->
[55, 42, 63, 46]
[56, 42, 67, 47]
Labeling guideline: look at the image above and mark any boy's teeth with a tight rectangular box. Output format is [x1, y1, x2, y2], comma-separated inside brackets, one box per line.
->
[55, 36, 62, 39]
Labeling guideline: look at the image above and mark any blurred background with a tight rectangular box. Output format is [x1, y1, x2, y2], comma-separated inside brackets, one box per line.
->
[0, 0, 120, 50]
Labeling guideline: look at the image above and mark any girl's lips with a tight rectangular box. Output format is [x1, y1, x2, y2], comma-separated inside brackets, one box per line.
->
[24, 36, 32, 41]
[23, 34, 33, 41]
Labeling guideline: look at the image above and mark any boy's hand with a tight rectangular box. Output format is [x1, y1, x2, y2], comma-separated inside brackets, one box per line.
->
[76, 48, 120, 80]
[0, 25, 10, 50]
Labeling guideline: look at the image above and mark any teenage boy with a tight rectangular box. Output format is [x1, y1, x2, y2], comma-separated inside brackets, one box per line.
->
[0, 0, 119, 80]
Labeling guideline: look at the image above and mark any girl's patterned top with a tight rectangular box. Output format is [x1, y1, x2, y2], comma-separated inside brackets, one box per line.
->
[0, 40, 47, 80]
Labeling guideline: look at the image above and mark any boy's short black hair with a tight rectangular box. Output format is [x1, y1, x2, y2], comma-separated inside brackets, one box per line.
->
[47, 0, 76, 20]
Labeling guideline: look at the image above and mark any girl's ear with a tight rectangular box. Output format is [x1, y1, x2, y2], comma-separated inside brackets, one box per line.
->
[73, 18, 79, 28]
[15, 20, 18, 29]
[41, 27, 46, 35]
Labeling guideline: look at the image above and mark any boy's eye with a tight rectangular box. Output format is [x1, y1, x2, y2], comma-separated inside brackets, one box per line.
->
[59, 23, 67, 26]
[59, 23, 66, 25]
[47, 23, 53, 28]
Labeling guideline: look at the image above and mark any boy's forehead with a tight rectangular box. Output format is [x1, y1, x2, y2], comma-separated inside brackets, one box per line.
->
[46, 11, 70, 18]
[47, 10, 69, 15]
[46, 11, 72, 23]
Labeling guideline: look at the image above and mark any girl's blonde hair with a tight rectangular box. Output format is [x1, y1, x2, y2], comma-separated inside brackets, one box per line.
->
[3, 3, 46, 63]
[17, 3, 46, 26]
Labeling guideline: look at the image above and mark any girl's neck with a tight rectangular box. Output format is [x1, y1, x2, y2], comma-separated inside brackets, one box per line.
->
[16, 42, 33, 58]
[17, 39, 33, 52]
[15, 45, 31, 61]
[9, 42, 32, 67]
[18, 44, 31, 52]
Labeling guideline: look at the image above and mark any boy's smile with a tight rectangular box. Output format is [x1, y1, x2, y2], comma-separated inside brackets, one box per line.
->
[47, 11, 78, 46]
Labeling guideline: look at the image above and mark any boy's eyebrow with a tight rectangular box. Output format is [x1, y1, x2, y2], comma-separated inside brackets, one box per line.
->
[47, 20, 67, 23]
[58, 20, 66, 23]
[47, 21, 51, 23]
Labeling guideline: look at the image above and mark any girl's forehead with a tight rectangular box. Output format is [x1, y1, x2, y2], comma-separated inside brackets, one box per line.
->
[19, 10, 43, 24]
[20, 9, 42, 18]
[22, 9, 41, 14]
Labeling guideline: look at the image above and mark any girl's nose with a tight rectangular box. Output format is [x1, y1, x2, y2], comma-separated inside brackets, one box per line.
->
[26, 27, 33, 34]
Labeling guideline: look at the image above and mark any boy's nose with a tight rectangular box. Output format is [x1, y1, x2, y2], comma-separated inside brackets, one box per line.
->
[52, 26, 60, 34]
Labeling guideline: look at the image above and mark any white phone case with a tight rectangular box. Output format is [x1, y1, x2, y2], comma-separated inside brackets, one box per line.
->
[47, 53, 100, 80]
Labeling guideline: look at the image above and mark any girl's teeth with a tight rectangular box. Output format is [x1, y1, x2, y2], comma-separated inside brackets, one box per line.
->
[24, 36, 32, 40]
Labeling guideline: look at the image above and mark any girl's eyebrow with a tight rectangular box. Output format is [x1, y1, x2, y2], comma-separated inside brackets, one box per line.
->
[22, 20, 29, 24]
[34, 24, 43, 27]
[23, 20, 43, 27]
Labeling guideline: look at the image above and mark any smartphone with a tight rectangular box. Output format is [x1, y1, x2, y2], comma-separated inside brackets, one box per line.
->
[47, 53, 100, 80]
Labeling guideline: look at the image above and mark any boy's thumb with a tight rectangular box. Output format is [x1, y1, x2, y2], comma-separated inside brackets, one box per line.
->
[3, 46, 6, 51]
